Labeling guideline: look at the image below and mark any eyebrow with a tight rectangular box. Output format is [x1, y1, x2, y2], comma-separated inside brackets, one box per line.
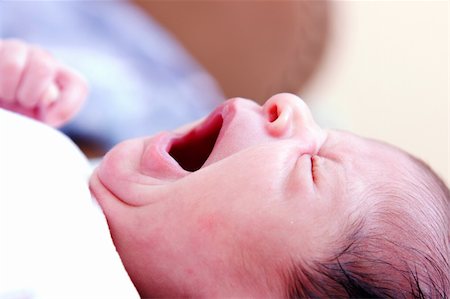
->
[319, 131, 378, 165]
[317, 133, 348, 163]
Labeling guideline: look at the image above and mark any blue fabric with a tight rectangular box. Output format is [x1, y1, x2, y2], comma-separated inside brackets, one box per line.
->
[0, 0, 224, 149]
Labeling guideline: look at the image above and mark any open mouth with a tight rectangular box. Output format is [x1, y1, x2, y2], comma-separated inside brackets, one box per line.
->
[168, 114, 223, 172]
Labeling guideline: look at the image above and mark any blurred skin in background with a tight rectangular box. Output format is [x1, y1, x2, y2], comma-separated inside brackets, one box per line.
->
[134, 0, 330, 103]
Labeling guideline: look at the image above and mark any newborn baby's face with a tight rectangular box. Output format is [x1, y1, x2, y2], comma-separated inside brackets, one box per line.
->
[90, 94, 412, 297]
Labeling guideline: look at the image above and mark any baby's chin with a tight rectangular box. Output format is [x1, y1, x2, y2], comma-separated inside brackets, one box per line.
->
[93, 137, 162, 206]
[91, 125, 202, 206]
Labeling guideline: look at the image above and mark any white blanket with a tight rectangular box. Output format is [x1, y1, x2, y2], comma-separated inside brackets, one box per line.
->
[0, 109, 138, 299]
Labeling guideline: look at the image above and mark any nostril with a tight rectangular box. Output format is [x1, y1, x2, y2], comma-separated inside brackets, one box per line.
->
[265, 100, 293, 137]
[268, 105, 279, 123]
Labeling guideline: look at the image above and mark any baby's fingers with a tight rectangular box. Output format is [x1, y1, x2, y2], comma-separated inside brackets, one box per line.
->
[16, 47, 56, 109]
[0, 39, 28, 103]
[40, 67, 87, 127]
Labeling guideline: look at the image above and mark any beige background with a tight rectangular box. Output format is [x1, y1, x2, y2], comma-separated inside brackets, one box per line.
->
[305, 0, 449, 184]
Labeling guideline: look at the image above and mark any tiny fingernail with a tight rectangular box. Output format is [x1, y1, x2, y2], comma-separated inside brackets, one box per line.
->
[42, 83, 60, 105]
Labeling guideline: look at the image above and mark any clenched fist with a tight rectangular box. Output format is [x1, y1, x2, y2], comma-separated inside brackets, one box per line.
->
[0, 39, 88, 127]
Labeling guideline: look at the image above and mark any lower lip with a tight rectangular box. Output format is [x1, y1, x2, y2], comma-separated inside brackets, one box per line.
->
[140, 132, 189, 179]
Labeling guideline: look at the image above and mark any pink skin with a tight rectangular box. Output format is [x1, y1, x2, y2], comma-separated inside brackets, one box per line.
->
[90, 93, 416, 297]
[0, 41, 433, 297]
[0, 39, 87, 127]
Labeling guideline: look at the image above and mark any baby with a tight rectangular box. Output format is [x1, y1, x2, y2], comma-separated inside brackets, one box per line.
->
[1, 40, 449, 298]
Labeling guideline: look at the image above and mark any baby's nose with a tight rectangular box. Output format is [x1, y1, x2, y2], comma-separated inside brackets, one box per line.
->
[263, 93, 326, 152]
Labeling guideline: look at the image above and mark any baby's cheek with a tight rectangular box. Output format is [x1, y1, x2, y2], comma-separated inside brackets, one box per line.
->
[184, 209, 251, 248]
[196, 212, 224, 234]
[187, 211, 244, 269]
[189, 211, 234, 255]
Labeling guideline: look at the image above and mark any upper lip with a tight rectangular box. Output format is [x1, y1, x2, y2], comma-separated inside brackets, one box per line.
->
[168, 108, 224, 172]
[170, 102, 234, 171]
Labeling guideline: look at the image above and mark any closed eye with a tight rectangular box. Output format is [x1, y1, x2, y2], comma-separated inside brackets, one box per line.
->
[311, 155, 319, 184]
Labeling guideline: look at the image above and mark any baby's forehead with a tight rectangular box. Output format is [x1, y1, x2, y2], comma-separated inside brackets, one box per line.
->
[323, 130, 429, 199]
[329, 131, 448, 219]
[324, 130, 414, 171]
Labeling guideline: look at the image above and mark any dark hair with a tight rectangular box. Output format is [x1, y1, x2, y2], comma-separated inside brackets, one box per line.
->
[286, 157, 450, 298]
[287, 226, 449, 298]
